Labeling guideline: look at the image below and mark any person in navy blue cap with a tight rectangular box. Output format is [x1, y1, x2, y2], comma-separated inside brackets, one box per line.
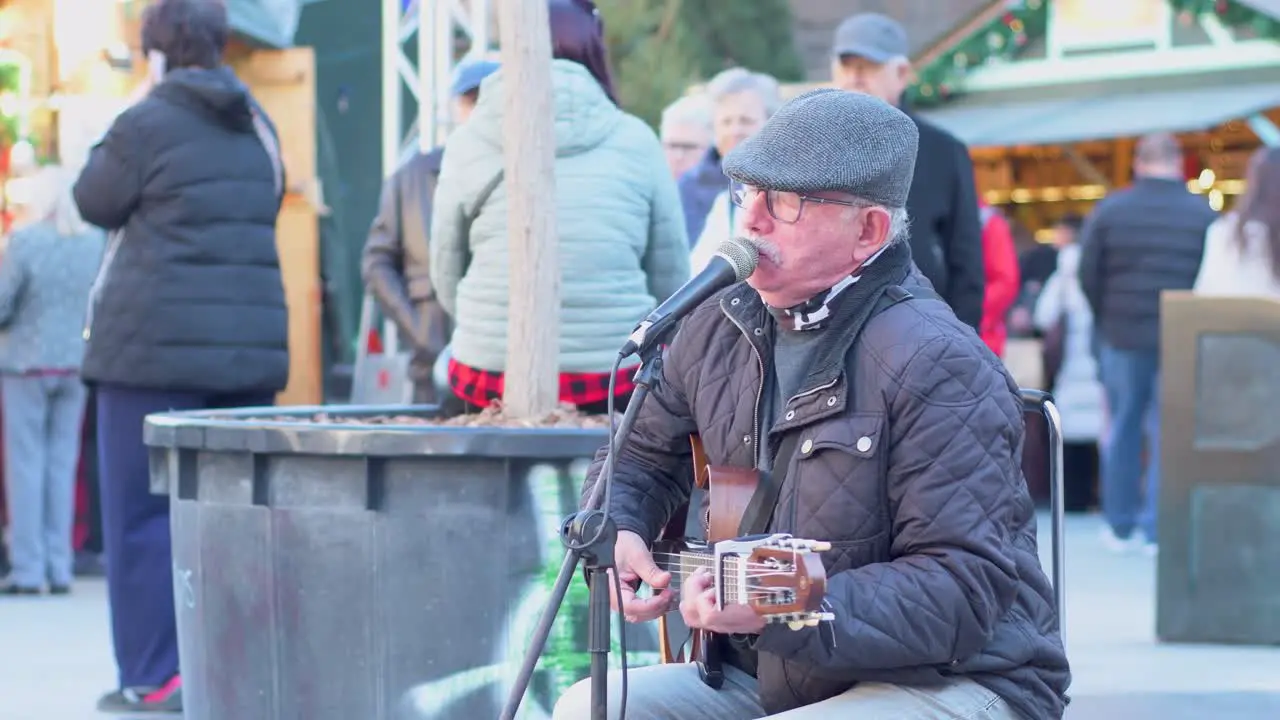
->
[361, 57, 499, 404]
[831, 12, 986, 333]
[451, 58, 499, 99]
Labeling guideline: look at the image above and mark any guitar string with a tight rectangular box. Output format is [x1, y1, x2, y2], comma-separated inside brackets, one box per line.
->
[644, 553, 811, 606]
[649, 553, 787, 569]
[654, 567, 790, 577]
[648, 555, 784, 568]
[651, 566, 797, 580]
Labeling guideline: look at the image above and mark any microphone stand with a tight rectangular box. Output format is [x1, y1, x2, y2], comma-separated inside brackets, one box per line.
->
[500, 342, 666, 720]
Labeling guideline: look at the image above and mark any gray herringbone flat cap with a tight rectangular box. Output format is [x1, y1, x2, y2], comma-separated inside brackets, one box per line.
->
[721, 88, 919, 208]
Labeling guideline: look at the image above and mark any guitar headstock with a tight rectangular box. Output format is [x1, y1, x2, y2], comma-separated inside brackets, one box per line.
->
[712, 534, 835, 630]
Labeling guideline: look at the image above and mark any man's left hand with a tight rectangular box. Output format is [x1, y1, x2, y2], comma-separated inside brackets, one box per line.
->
[680, 568, 766, 635]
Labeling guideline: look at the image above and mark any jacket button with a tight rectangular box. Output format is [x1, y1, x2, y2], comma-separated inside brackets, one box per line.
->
[785, 410, 795, 420]
[801, 439, 813, 454]
[856, 436, 872, 452]
[826, 396, 837, 407]
[731, 298, 740, 306]
[753, 327, 763, 335]
[743, 434, 751, 445]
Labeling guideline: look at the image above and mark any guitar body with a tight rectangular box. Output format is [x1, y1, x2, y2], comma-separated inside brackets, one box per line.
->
[655, 434, 762, 688]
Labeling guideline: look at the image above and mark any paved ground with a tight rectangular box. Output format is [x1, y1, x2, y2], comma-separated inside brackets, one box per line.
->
[3, 512, 1279, 719]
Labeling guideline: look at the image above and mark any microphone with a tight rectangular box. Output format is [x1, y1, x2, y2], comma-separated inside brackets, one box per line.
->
[619, 237, 760, 358]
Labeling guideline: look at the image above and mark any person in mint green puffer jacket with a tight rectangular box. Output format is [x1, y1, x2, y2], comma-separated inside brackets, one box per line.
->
[430, 6, 689, 413]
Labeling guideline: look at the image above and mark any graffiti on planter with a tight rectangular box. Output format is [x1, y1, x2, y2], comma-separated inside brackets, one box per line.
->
[396, 460, 663, 719]
[174, 561, 196, 610]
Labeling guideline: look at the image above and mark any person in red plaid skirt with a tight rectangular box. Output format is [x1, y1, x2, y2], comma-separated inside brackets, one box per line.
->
[430, 0, 689, 414]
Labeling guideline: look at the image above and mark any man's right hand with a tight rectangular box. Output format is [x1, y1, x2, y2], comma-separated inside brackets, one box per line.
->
[612, 530, 676, 623]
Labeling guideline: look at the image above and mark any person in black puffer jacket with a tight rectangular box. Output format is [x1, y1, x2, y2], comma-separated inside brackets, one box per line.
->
[71, 0, 287, 713]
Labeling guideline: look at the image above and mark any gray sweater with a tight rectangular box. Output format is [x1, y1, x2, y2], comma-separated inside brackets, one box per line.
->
[0, 222, 105, 373]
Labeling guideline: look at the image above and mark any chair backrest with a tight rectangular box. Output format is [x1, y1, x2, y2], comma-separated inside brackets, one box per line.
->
[1019, 388, 1067, 641]
[1021, 405, 1052, 504]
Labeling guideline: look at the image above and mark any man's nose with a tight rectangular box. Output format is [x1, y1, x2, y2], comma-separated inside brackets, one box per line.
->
[741, 191, 773, 235]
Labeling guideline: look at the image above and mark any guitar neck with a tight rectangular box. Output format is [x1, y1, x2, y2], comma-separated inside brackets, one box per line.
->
[653, 533, 833, 628]
[660, 549, 752, 607]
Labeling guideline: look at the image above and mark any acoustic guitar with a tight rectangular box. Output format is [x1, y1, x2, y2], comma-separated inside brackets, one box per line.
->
[650, 434, 834, 688]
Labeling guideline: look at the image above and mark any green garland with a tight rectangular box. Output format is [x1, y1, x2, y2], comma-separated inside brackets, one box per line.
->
[909, 0, 1280, 107]
[907, 0, 1049, 107]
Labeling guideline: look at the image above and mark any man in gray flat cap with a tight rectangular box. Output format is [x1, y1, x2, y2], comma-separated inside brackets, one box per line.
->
[831, 12, 986, 333]
[554, 89, 1069, 719]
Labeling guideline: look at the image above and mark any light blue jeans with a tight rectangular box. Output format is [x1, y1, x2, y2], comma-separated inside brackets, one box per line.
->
[551, 663, 1020, 719]
[2, 373, 88, 588]
[1098, 344, 1161, 542]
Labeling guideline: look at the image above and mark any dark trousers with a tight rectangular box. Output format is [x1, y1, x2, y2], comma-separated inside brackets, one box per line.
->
[97, 384, 274, 689]
[82, 388, 103, 554]
[1063, 440, 1099, 513]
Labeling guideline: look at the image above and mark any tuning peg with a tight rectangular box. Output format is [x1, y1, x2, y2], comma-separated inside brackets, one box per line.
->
[787, 620, 805, 631]
[809, 541, 831, 552]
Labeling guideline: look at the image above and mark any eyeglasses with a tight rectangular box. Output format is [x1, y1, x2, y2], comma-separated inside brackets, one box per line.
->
[664, 141, 703, 154]
[728, 181, 863, 224]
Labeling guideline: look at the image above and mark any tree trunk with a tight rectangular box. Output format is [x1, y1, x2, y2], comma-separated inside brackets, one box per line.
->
[498, 0, 560, 417]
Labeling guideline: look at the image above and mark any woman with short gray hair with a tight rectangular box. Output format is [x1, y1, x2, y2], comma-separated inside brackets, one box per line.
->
[677, 67, 782, 244]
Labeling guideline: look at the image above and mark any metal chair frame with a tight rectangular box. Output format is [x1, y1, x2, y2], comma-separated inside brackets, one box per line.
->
[1021, 388, 1066, 641]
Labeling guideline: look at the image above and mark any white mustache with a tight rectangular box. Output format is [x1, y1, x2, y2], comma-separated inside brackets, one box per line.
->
[743, 235, 782, 265]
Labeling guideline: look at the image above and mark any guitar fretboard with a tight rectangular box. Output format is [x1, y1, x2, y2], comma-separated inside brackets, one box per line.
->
[661, 551, 750, 606]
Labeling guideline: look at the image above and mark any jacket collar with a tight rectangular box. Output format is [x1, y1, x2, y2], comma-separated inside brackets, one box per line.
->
[718, 240, 916, 430]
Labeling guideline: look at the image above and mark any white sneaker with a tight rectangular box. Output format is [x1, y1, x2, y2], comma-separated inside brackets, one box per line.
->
[1137, 530, 1158, 557]
[1099, 526, 1142, 553]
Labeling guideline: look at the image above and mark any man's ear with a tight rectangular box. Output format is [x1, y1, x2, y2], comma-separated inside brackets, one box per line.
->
[854, 207, 892, 261]
[895, 59, 914, 88]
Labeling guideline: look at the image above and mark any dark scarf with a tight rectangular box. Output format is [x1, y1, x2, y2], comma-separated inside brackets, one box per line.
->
[765, 239, 911, 331]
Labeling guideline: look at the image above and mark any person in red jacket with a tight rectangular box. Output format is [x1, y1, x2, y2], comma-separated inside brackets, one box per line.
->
[978, 200, 1020, 356]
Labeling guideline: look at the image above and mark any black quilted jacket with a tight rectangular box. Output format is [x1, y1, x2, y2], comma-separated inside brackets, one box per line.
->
[587, 267, 1070, 718]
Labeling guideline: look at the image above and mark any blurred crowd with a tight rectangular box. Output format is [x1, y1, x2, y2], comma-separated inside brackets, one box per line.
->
[2, 0, 1279, 717]
[362, 2, 1280, 562]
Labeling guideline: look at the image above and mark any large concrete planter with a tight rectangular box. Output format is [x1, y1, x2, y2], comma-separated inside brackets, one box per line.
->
[145, 404, 661, 719]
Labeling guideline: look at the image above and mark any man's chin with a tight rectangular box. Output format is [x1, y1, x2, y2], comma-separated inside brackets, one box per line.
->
[747, 273, 789, 304]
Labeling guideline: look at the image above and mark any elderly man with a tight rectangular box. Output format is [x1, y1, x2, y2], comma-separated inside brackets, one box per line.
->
[660, 93, 712, 179]
[831, 13, 986, 331]
[552, 89, 1069, 719]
